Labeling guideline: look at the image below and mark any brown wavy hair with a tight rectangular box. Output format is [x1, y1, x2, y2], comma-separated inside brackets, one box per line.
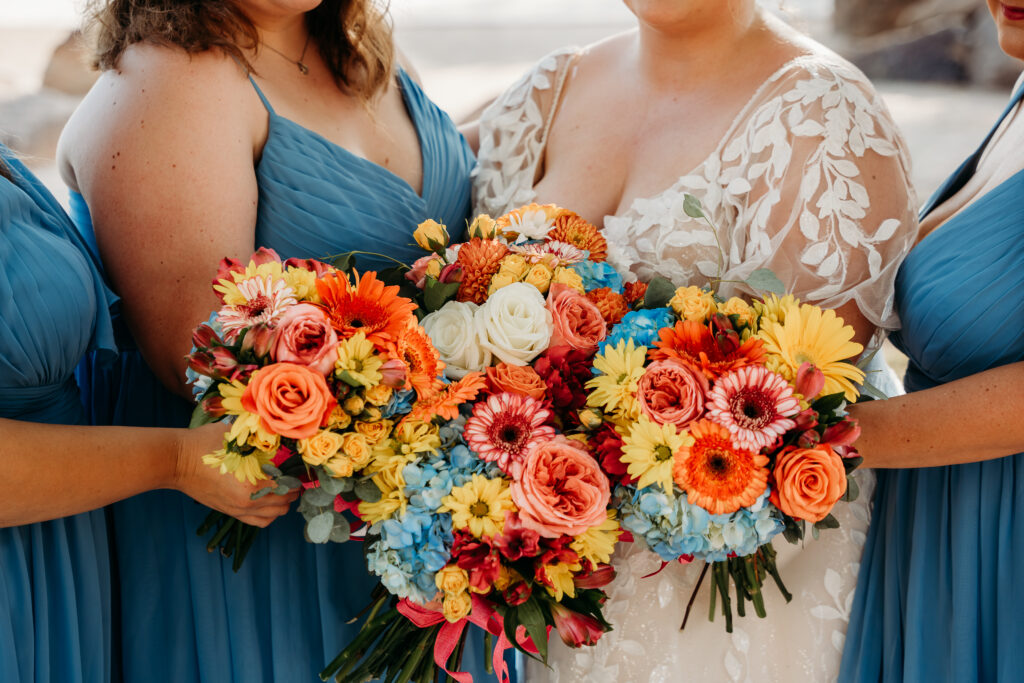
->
[0, 157, 10, 182]
[87, 0, 394, 101]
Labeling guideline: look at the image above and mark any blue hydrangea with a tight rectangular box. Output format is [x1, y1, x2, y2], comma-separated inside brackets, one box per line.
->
[367, 511, 453, 603]
[599, 308, 676, 357]
[381, 388, 416, 419]
[570, 260, 624, 294]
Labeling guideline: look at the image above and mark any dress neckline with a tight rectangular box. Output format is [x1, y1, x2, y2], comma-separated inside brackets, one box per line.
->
[256, 69, 428, 201]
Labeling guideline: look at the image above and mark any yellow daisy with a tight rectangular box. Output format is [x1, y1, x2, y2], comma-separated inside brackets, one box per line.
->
[358, 455, 407, 523]
[335, 332, 384, 388]
[219, 380, 263, 445]
[203, 447, 273, 485]
[214, 261, 287, 305]
[752, 293, 801, 328]
[570, 510, 622, 566]
[621, 416, 694, 494]
[540, 559, 582, 601]
[585, 339, 647, 418]
[391, 419, 441, 457]
[441, 475, 514, 539]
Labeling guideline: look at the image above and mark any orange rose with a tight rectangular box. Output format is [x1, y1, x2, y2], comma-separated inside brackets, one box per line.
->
[770, 445, 847, 522]
[241, 362, 337, 440]
[546, 283, 607, 353]
[485, 363, 547, 400]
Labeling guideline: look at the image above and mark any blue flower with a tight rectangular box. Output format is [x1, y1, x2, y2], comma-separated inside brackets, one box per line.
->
[570, 260, 624, 293]
[382, 389, 417, 419]
[600, 308, 676, 356]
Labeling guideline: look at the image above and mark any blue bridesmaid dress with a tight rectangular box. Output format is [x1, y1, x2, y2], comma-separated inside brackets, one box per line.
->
[72, 70, 506, 682]
[840, 82, 1024, 682]
[0, 146, 118, 682]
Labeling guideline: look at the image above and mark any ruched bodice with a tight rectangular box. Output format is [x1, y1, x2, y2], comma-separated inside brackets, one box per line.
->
[0, 146, 117, 683]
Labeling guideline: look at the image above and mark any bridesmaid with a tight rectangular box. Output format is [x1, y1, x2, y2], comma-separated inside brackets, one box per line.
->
[0, 146, 289, 683]
[841, 4, 1024, 681]
[58, 0, 488, 681]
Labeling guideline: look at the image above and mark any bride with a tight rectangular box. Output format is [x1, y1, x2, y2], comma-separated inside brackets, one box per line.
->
[470, 0, 917, 680]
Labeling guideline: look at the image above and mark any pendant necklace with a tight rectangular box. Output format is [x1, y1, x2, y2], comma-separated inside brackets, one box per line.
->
[262, 34, 312, 75]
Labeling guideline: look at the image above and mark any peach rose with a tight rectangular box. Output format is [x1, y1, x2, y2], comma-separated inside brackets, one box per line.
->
[273, 304, 338, 375]
[770, 445, 848, 523]
[241, 362, 337, 440]
[546, 283, 607, 353]
[511, 436, 610, 538]
[637, 359, 708, 429]
[485, 363, 548, 400]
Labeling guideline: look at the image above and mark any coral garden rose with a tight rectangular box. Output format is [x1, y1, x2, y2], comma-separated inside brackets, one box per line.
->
[770, 444, 848, 523]
[476, 282, 553, 366]
[511, 436, 611, 538]
[421, 300, 492, 379]
[241, 362, 336, 440]
[273, 303, 339, 375]
[547, 283, 607, 353]
[636, 358, 708, 429]
[485, 363, 548, 400]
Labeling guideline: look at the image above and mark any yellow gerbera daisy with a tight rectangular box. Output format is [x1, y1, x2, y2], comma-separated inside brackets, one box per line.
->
[540, 559, 583, 601]
[621, 416, 694, 494]
[752, 293, 801, 328]
[570, 510, 622, 566]
[203, 447, 273, 485]
[441, 475, 514, 539]
[756, 302, 865, 401]
[335, 332, 384, 388]
[585, 339, 647, 418]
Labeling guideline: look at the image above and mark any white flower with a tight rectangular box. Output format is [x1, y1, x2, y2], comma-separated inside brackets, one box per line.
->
[421, 301, 492, 379]
[475, 282, 553, 365]
[507, 207, 555, 243]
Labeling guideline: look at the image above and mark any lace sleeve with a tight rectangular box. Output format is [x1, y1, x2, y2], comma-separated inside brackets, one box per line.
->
[472, 47, 581, 218]
[721, 59, 918, 331]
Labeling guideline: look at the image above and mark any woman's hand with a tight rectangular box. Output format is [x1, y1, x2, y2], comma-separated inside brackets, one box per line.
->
[171, 424, 299, 527]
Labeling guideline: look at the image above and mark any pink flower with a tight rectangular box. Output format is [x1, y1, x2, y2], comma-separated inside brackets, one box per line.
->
[191, 323, 224, 351]
[550, 603, 605, 648]
[636, 359, 708, 429]
[706, 365, 801, 451]
[378, 358, 408, 388]
[546, 283, 607, 353]
[510, 436, 610, 539]
[272, 303, 338, 375]
[283, 257, 333, 277]
[216, 276, 296, 339]
[574, 563, 616, 589]
[240, 322, 277, 359]
[463, 392, 555, 477]
[822, 418, 861, 457]
[405, 254, 442, 289]
[213, 247, 282, 295]
[509, 241, 587, 267]
[439, 262, 463, 284]
[795, 362, 825, 399]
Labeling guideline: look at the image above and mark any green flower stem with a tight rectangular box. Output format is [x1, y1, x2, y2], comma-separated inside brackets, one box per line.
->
[325, 250, 411, 270]
[205, 516, 236, 552]
[319, 602, 395, 681]
[394, 628, 434, 683]
[483, 632, 494, 675]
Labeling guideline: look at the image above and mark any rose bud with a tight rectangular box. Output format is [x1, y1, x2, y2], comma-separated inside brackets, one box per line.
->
[413, 219, 450, 252]
[467, 214, 499, 240]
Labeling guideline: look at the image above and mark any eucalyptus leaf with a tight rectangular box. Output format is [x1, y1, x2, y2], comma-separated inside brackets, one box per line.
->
[250, 486, 273, 500]
[355, 479, 382, 503]
[744, 268, 786, 295]
[843, 475, 861, 503]
[642, 276, 676, 310]
[682, 193, 706, 219]
[317, 471, 346, 495]
[261, 463, 283, 479]
[303, 486, 336, 508]
[275, 475, 303, 491]
[305, 511, 334, 544]
[273, 484, 291, 496]
[813, 513, 840, 530]
[329, 515, 351, 543]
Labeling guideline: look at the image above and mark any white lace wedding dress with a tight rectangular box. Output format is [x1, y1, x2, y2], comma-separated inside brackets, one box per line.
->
[473, 46, 918, 683]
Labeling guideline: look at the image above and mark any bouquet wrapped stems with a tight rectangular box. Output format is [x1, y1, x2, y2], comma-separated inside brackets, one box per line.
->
[196, 511, 260, 572]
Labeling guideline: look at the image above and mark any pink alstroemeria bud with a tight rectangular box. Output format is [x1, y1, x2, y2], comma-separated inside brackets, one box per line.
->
[283, 257, 332, 277]
[199, 394, 226, 418]
[438, 262, 463, 284]
[574, 564, 616, 590]
[550, 603, 605, 648]
[798, 429, 821, 449]
[792, 408, 819, 431]
[192, 323, 223, 351]
[795, 362, 825, 400]
[241, 323, 277, 359]
[823, 418, 862, 448]
[378, 358, 408, 388]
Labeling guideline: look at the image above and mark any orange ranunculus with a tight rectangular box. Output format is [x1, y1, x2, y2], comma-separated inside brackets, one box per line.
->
[547, 283, 607, 354]
[241, 362, 337, 440]
[485, 363, 548, 400]
[769, 445, 848, 523]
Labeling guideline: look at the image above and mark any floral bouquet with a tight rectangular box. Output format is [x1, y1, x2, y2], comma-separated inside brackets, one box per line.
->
[582, 280, 865, 632]
[187, 247, 481, 570]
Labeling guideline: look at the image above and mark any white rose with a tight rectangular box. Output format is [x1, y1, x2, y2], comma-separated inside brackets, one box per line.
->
[475, 282, 553, 365]
[421, 301, 492, 379]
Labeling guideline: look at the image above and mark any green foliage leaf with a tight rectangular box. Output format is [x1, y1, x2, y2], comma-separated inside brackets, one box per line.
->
[745, 268, 786, 295]
[250, 486, 273, 500]
[317, 470, 346, 495]
[857, 377, 887, 401]
[682, 193, 706, 219]
[261, 463, 283, 478]
[515, 598, 548, 663]
[303, 486, 336, 508]
[355, 478, 382, 503]
[188, 402, 219, 429]
[375, 264, 409, 289]
[782, 517, 804, 544]
[423, 277, 460, 313]
[811, 391, 846, 415]
[331, 252, 356, 274]
[275, 475, 302, 491]
[305, 511, 334, 544]
[813, 513, 840, 530]
[843, 474, 860, 503]
[642, 276, 676, 310]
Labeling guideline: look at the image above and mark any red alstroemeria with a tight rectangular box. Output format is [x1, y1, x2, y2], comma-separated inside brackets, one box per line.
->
[550, 603, 605, 648]
[503, 581, 532, 606]
[591, 423, 633, 485]
[822, 418, 862, 457]
[452, 531, 502, 593]
[574, 563, 616, 590]
[283, 256, 334, 277]
[188, 346, 242, 381]
[240, 322, 277, 359]
[492, 512, 541, 561]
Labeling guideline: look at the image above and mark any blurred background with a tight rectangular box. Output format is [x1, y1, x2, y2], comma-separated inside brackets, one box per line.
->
[2, 0, 1022, 373]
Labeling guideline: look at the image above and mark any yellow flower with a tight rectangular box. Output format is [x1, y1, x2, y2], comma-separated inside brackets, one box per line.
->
[213, 260, 286, 304]
[323, 454, 355, 479]
[343, 395, 366, 416]
[298, 430, 344, 466]
[326, 404, 352, 430]
[621, 416, 693, 494]
[756, 302, 865, 401]
[283, 266, 320, 303]
[497, 254, 529, 280]
[203, 447, 272, 485]
[552, 267, 584, 292]
[364, 384, 393, 407]
[487, 270, 519, 295]
[358, 457, 407, 522]
[393, 419, 441, 457]
[339, 432, 373, 469]
[442, 590, 472, 622]
[467, 214, 499, 240]
[492, 566, 523, 593]
[523, 263, 554, 295]
[425, 257, 442, 280]
[570, 510, 622, 566]
[441, 475, 514, 539]
[720, 296, 755, 328]
[355, 418, 394, 446]
[219, 381, 263, 444]
[435, 564, 470, 595]
[585, 339, 647, 419]
[753, 293, 801, 327]
[246, 427, 280, 453]
[336, 332, 383, 388]
[414, 219, 450, 251]
[670, 285, 716, 322]
[541, 559, 582, 601]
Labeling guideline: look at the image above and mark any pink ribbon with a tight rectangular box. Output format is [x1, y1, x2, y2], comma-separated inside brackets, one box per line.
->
[397, 596, 538, 683]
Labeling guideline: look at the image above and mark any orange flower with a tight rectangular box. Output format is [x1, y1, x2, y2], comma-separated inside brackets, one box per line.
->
[385, 323, 444, 399]
[769, 445, 848, 522]
[241, 362, 337, 440]
[547, 212, 608, 262]
[673, 419, 769, 515]
[316, 271, 417, 346]
[650, 320, 764, 380]
[406, 372, 488, 422]
[623, 281, 648, 306]
[586, 288, 630, 327]
[485, 363, 548, 400]
[456, 238, 509, 304]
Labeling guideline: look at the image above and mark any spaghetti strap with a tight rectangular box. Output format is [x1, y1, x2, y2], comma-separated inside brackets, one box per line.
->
[245, 74, 276, 115]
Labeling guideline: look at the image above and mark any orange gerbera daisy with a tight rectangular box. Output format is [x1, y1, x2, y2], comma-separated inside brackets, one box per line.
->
[385, 323, 444, 399]
[547, 213, 608, 262]
[623, 281, 648, 306]
[456, 238, 509, 304]
[650, 320, 765, 380]
[316, 271, 417, 346]
[586, 288, 630, 327]
[406, 372, 488, 422]
[673, 419, 769, 515]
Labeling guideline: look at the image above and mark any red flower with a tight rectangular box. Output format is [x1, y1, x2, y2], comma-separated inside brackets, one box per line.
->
[503, 581, 532, 606]
[591, 424, 633, 485]
[574, 563, 616, 590]
[550, 603, 606, 648]
[492, 512, 541, 561]
[533, 346, 594, 422]
[282, 256, 334, 277]
[623, 281, 648, 306]
[452, 531, 501, 594]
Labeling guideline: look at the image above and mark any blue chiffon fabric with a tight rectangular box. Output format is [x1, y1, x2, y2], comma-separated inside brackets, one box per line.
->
[840, 83, 1024, 682]
[71, 70, 498, 682]
[0, 146, 118, 682]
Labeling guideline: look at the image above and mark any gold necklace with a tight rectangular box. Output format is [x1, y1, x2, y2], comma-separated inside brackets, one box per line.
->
[261, 34, 312, 75]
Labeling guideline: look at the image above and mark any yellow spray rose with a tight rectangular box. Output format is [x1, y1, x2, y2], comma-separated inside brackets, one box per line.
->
[442, 590, 472, 623]
[299, 430, 344, 466]
[467, 214, 499, 240]
[720, 296, 755, 328]
[414, 219, 450, 251]
[364, 384, 393, 407]
[497, 254, 529, 280]
[523, 263, 554, 294]
[435, 565, 470, 596]
[355, 419, 394, 446]
[670, 285, 716, 322]
[552, 267, 585, 292]
[487, 270, 520, 295]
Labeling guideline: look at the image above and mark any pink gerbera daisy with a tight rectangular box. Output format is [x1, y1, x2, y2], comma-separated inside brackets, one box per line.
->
[706, 365, 801, 452]
[217, 276, 297, 339]
[509, 241, 587, 267]
[463, 392, 555, 476]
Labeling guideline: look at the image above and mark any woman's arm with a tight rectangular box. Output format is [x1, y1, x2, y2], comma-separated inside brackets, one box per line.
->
[852, 361, 1024, 468]
[0, 421, 295, 527]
